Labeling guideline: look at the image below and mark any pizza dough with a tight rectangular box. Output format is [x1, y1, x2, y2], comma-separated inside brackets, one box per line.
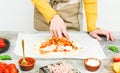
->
[34, 36, 82, 55]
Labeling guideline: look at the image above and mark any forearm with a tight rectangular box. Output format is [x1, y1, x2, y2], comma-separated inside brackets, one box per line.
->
[84, 0, 98, 32]
[32, 0, 57, 23]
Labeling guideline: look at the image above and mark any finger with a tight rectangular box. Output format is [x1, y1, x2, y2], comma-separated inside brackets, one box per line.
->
[49, 23, 55, 36]
[49, 29, 54, 36]
[62, 28, 69, 40]
[109, 32, 115, 41]
[63, 32, 69, 40]
[57, 29, 62, 38]
[98, 31, 112, 41]
[97, 31, 110, 41]
[91, 33, 102, 41]
[52, 28, 58, 37]
[106, 32, 110, 41]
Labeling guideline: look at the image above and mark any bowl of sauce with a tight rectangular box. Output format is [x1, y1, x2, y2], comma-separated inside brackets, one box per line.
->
[18, 57, 36, 71]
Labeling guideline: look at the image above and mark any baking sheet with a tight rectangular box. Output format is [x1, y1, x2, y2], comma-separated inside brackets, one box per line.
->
[13, 32, 106, 59]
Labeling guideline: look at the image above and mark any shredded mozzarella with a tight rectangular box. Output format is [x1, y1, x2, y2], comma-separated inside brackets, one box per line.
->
[42, 44, 56, 51]
[86, 59, 100, 66]
[64, 46, 73, 51]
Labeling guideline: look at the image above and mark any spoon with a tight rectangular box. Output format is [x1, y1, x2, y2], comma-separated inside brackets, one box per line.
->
[21, 39, 27, 65]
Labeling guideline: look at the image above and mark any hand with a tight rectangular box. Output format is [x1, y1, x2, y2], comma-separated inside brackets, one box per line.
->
[89, 29, 115, 42]
[49, 14, 69, 39]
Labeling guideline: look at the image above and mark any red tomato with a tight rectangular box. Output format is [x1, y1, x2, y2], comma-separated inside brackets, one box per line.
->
[8, 64, 17, 73]
[0, 39, 4, 43]
[0, 65, 4, 71]
[0, 62, 7, 66]
[0, 39, 6, 48]
[0, 70, 3, 73]
[0, 42, 6, 48]
[0, 62, 7, 71]
[3, 67, 9, 73]
[7, 63, 16, 68]
[113, 57, 120, 62]
[9, 67, 17, 73]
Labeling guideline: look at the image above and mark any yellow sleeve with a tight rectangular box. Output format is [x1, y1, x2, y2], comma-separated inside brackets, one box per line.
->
[32, 0, 57, 23]
[84, 0, 98, 32]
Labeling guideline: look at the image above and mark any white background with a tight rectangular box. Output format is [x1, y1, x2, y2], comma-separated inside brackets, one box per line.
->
[0, 0, 120, 32]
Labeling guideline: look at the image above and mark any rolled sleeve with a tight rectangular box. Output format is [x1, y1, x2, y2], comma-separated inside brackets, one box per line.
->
[84, 0, 98, 32]
[32, 0, 57, 23]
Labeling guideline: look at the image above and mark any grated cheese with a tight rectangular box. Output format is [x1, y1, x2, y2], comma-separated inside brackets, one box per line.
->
[86, 59, 100, 66]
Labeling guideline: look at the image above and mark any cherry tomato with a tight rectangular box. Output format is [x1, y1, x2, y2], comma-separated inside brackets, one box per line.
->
[7, 64, 16, 68]
[0, 38, 6, 48]
[0, 62, 7, 71]
[9, 67, 17, 73]
[0, 41, 6, 48]
[0, 39, 4, 43]
[0, 62, 7, 66]
[3, 67, 9, 73]
[0, 65, 4, 71]
[0, 70, 3, 73]
[7, 64, 17, 73]
[113, 57, 120, 62]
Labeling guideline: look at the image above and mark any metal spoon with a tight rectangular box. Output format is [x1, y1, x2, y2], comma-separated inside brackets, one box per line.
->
[21, 39, 27, 65]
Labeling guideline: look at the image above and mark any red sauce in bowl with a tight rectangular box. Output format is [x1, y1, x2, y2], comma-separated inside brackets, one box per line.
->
[18, 57, 36, 71]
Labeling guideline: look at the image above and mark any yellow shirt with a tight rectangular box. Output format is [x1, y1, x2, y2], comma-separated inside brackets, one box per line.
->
[32, 0, 97, 32]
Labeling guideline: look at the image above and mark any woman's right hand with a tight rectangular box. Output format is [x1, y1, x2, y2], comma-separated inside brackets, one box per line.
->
[49, 14, 69, 39]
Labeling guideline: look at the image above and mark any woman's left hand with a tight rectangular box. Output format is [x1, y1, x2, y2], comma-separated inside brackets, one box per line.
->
[89, 29, 115, 42]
